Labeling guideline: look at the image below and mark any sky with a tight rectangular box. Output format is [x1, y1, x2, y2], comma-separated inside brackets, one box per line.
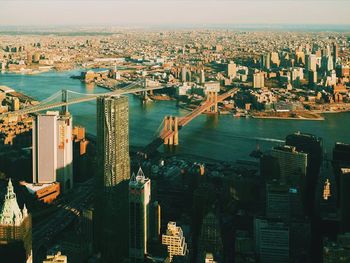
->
[0, 0, 349, 27]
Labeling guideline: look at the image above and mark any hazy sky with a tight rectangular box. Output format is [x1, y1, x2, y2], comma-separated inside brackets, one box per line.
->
[0, 0, 349, 26]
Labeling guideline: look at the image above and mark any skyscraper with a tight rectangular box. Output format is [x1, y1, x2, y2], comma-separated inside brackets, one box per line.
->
[162, 222, 188, 262]
[286, 132, 323, 213]
[96, 95, 130, 262]
[197, 211, 223, 262]
[181, 66, 187, 83]
[227, 61, 237, 79]
[260, 53, 271, 70]
[0, 179, 32, 263]
[270, 145, 308, 186]
[332, 42, 339, 66]
[266, 183, 290, 219]
[56, 114, 73, 191]
[32, 111, 73, 192]
[129, 167, 151, 261]
[253, 72, 265, 88]
[97, 96, 130, 187]
[254, 218, 289, 263]
[307, 54, 317, 72]
[32, 112, 58, 184]
[199, 69, 206, 84]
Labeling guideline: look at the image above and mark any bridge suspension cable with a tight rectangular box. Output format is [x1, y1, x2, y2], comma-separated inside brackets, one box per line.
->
[0, 79, 159, 118]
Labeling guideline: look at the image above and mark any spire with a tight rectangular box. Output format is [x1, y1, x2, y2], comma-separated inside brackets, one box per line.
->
[0, 178, 24, 225]
[137, 167, 145, 178]
[136, 167, 146, 182]
[22, 204, 28, 218]
[8, 178, 12, 188]
[6, 178, 15, 200]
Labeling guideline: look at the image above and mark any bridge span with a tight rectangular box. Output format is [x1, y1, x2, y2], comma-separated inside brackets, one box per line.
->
[0, 80, 163, 119]
[143, 88, 239, 154]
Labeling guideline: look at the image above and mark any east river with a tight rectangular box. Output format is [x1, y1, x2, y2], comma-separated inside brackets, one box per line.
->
[1, 70, 349, 161]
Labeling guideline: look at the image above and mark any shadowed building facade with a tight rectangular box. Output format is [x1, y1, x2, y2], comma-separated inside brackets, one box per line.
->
[95, 96, 130, 262]
[129, 167, 151, 262]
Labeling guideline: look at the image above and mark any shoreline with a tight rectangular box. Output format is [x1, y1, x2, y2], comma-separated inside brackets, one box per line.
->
[251, 115, 324, 121]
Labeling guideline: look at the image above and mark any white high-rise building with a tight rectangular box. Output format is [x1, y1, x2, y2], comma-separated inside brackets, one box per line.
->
[181, 66, 187, 83]
[307, 54, 317, 72]
[253, 72, 265, 89]
[32, 111, 73, 192]
[129, 167, 151, 260]
[200, 69, 206, 84]
[32, 112, 58, 184]
[227, 61, 237, 78]
[162, 222, 188, 262]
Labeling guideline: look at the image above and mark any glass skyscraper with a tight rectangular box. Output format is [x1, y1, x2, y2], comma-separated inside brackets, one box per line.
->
[96, 96, 130, 262]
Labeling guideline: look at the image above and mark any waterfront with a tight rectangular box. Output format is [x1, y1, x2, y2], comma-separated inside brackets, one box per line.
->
[1, 70, 349, 161]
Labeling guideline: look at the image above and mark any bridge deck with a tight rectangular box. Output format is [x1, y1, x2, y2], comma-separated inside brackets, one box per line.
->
[145, 88, 238, 152]
[0, 83, 164, 119]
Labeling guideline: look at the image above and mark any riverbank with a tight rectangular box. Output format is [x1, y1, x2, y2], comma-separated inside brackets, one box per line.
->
[251, 111, 324, 121]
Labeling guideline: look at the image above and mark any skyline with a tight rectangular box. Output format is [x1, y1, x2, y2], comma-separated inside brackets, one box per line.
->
[0, 0, 350, 27]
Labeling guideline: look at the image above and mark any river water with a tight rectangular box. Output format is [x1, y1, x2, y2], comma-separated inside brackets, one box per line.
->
[1, 70, 349, 161]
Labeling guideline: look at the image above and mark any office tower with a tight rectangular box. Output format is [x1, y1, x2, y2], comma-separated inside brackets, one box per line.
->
[56, 114, 73, 191]
[149, 201, 161, 241]
[266, 183, 290, 219]
[32, 112, 73, 192]
[0, 179, 32, 263]
[307, 54, 317, 72]
[32, 112, 58, 184]
[333, 142, 350, 164]
[129, 167, 151, 261]
[308, 70, 317, 87]
[162, 222, 188, 262]
[81, 208, 94, 255]
[97, 96, 130, 186]
[96, 96, 130, 262]
[271, 52, 280, 67]
[290, 220, 311, 261]
[338, 168, 350, 233]
[266, 182, 304, 220]
[322, 56, 334, 72]
[332, 43, 339, 66]
[181, 66, 187, 82]
[254, 218, 289, 263]
[290, 68, 304, 88]
[197, 211, 223, 262]
[253, 72, 264, 88]
[199, 69, 205, 84]
[295, 51, 305, 65]
[260, 154, 280, 182]
[327, 56, 334, 71]
[227, 61, 237, 78]
[260, 53, 271, 70]
[270, 145, 307, 186]
[286, 132, 323, 213]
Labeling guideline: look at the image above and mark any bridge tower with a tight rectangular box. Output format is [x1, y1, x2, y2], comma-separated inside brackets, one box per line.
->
[163, 116, 178, 145]
[142, 79, 153, 101]
[61, 89, 68, 114]
[206, 91, 218, 113]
